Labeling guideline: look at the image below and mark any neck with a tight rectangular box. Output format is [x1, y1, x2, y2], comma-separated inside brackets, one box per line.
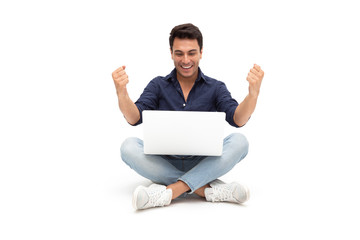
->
[176, 70, 198, 85]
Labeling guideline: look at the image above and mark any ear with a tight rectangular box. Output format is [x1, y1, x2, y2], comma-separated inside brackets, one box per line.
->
[200, 48, 203, 59]
[170, 48, 174, 60]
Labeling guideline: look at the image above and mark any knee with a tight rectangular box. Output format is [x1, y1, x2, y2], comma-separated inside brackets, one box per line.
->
[226, 133, 249, 157]
[120, 137, 143, 165]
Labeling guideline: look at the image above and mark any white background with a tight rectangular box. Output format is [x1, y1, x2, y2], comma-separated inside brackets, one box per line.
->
[1, 0, 359, 239]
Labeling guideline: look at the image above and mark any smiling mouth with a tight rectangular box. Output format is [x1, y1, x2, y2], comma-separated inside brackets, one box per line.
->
[181, 65, 193, 70]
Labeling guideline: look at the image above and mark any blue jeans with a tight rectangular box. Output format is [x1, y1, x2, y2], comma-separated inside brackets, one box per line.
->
[120, 133, 249, 193]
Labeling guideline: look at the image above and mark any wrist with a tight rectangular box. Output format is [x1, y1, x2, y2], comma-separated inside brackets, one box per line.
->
[247, 92, 259, 100]
[116, 88, 128, 98]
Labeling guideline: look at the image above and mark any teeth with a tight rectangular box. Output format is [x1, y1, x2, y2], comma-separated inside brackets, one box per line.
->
[182, 65, 192, 69]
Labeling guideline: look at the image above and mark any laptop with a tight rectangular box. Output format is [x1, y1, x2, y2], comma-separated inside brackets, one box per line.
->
[142, 110, 225, 156]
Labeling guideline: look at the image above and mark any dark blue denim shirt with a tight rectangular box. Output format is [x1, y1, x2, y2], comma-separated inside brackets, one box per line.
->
[134, 68, 240, 128]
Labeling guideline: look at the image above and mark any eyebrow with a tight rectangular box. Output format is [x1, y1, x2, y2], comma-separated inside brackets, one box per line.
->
[174, 49, 198, 53]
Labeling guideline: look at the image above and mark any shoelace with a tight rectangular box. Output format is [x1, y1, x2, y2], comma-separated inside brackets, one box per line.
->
[211, 184, 234, 202]
[147, 186, 169, 207]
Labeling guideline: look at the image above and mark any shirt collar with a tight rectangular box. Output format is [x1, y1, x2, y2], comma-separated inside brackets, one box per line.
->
[167, 67, 207, 83]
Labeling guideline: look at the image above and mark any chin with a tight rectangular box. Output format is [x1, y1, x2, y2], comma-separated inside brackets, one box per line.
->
[177, 67, 197, 78]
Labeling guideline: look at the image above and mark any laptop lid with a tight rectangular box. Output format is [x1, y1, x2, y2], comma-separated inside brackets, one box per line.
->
[143, 110, 225, 156]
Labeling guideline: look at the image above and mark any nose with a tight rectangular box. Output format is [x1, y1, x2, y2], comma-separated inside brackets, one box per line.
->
[183, 54, 190, 64]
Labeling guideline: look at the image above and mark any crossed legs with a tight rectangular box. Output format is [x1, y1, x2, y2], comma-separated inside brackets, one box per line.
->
[121, 133, 249, 209]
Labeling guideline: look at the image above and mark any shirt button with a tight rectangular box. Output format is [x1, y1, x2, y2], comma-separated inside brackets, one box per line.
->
[183, 103, 186, 107]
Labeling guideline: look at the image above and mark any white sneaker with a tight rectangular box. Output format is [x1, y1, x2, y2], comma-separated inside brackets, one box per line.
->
[132, 183, 172, 210]
[204, 179, 250, 204]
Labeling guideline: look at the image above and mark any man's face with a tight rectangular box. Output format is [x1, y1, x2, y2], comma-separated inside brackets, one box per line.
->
[171, 38, 202, 81]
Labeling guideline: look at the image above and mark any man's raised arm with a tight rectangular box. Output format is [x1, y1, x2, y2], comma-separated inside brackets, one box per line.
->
[112, 66, 140, 125]
[233, 64, 264, 127]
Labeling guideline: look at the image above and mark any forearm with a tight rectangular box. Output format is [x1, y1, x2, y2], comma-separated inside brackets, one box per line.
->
[234, 64, 264, 127]
[233, 94, 258, 127]
[117, 92, 140, 125]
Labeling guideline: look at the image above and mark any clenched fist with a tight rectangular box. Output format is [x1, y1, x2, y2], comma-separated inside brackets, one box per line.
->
[112, 66, 129, 96]
[247, 64, 264, 98]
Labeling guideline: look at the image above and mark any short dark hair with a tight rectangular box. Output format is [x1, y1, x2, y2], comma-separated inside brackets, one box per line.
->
[169, 23, 203, 51]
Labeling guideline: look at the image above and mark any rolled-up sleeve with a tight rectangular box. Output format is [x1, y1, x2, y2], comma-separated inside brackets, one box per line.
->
[215, 82, 240, 128]
[133, 79, 159, 126]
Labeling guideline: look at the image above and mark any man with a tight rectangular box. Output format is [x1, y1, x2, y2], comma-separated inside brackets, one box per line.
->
[112, 23, 264, 210]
